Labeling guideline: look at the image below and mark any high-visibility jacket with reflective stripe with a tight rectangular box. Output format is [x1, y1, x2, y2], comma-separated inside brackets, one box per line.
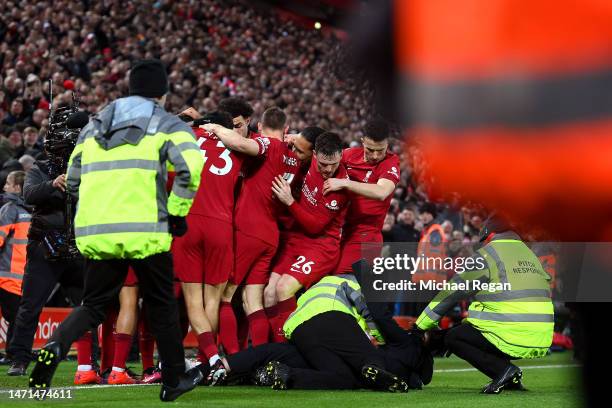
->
[416, 232, 554, 358]
[283, 274, 382, 342]
[67, 96, 204, 260]
[0, 193, 32, 296]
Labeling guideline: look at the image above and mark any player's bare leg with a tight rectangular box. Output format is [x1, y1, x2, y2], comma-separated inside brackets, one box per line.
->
[264, 272, 281, 308]
[242, 284, 269, 346]
[182, 282, 222, 369]
[108, 286, 139, 385]
[264, 272, 282, 341]
[204, 282, 226, 333]
[270, 275, 303, 342]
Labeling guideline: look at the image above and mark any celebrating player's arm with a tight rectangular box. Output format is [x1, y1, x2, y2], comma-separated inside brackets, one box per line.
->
[201, 123, 264, 156]
[272, 176, 336, 235]
[323, 175, 395, 201]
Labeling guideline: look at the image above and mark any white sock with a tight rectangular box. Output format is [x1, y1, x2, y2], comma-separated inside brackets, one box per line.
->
[77, 365, 92, 372]
[209, 354, 221, 367]
[112, 366, 125, 373]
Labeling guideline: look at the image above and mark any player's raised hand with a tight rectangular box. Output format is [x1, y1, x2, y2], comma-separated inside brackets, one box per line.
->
[201, 123, 221, 133]
[272, 175, 295, 206]
[323, 178, 348, 195]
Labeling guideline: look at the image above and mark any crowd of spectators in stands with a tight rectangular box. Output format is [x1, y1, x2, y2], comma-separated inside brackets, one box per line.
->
[0, 0, 484, 237]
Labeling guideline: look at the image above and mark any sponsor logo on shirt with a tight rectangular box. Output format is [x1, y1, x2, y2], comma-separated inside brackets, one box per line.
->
[302, 182, 318, 206]
[283, 155, 298, 167]
[363, 170, 372, 183]
[325, 199, 340, 211]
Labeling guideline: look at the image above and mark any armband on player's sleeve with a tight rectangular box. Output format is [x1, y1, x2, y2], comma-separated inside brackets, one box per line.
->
[254, 137, 271, 156]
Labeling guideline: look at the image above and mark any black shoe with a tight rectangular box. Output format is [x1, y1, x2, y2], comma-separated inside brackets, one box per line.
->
[251, 365, 275, 387]
[7, 361, 28, 376]
[264, 361, 290, 390]
[159, 366, 203, 402]
[126, 366, 141, 381]
[481, 365, 523, 394]
[205, 359, 227, 386]
[361, 365, 409, 393]
[100, 368, 111, 384]
[29, 342, 63, 389]
[0, 355, 12, 365]
[503, 374, 528, 391]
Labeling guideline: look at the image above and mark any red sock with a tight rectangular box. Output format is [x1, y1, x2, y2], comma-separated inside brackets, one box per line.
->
[272, 297, 297, 343]
[237, 308, 249, 350]
[76, 332, 92, 366]
[139, 316, 155, 371]
[265, 305, 279, 340]
[219, 301, 239, 355]
[197, 332, 218, 361]
[101, 309, 118, 372]
[112, 333, 133, 370]
[247, 309, 270, 347]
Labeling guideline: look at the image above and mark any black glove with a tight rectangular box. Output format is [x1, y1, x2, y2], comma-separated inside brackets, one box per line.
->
[168, 215, 188, 237]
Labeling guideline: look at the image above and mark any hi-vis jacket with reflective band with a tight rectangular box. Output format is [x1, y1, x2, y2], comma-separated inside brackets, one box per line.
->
[0, 193, 32, 296]
[416, 232, 554, 359]
[283, 274, 383, 342]
[66, 96, 204, 260]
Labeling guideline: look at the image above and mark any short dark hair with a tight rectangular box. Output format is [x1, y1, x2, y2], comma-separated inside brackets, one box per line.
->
[261, 107, 286, 131]
[200, 110, 234, 129]
[218, 97, 254, 120]
[364, 118, 390, 142]
[419, 202, 438, 218]
[314, 132, 343, 157]
[8, 170, 26, 190]
[300, 126, 326, 146]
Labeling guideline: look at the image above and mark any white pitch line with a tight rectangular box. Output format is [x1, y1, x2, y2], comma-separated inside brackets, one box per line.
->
[0, 383, 157, 394]
[0, 364, 580, 394]
[435, 364, 579, 373]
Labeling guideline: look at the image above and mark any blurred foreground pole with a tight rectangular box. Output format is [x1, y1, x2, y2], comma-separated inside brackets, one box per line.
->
[347, 1, 612, 405]
[395, 0, 612, 241]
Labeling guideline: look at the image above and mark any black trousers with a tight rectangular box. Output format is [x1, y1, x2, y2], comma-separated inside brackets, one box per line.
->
[225, 343, 310, 384]
[8, 240, 83, 363]
[48, 252, 185, 386]
[290, 311, 386, 390]
[0, 288, 21, 354]
[445, 323, 516, 379]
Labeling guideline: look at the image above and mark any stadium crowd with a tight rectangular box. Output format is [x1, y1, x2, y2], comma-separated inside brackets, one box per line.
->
[0, 0, 564, 401]
[0, 0, 484, 236]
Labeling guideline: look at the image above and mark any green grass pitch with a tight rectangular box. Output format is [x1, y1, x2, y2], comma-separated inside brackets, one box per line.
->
[0, 352, 581, 407]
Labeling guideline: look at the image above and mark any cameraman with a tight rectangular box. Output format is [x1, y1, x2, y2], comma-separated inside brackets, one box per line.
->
[6, 157, 84, 376]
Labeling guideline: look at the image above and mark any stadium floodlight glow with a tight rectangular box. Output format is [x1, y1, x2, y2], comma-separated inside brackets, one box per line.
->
[314, 22, 322, 30]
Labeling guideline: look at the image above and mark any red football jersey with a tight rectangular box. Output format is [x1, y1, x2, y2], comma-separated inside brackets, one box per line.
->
[187, 128, 244, 222]
[342, 147, 401, 236]
[234, 137, 302, 247]
[287, 158, 350, 245]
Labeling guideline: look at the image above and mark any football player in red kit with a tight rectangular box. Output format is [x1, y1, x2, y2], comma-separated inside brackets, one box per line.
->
[201, 107, 314, 353]
[265, 132, 349, 341]
[218, 97, 257, 139]
[323, 119, 400, 274]
[172, 109, 241, 375]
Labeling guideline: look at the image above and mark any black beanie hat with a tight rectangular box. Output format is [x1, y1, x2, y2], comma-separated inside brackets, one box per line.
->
[129, 59, 168, 98]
